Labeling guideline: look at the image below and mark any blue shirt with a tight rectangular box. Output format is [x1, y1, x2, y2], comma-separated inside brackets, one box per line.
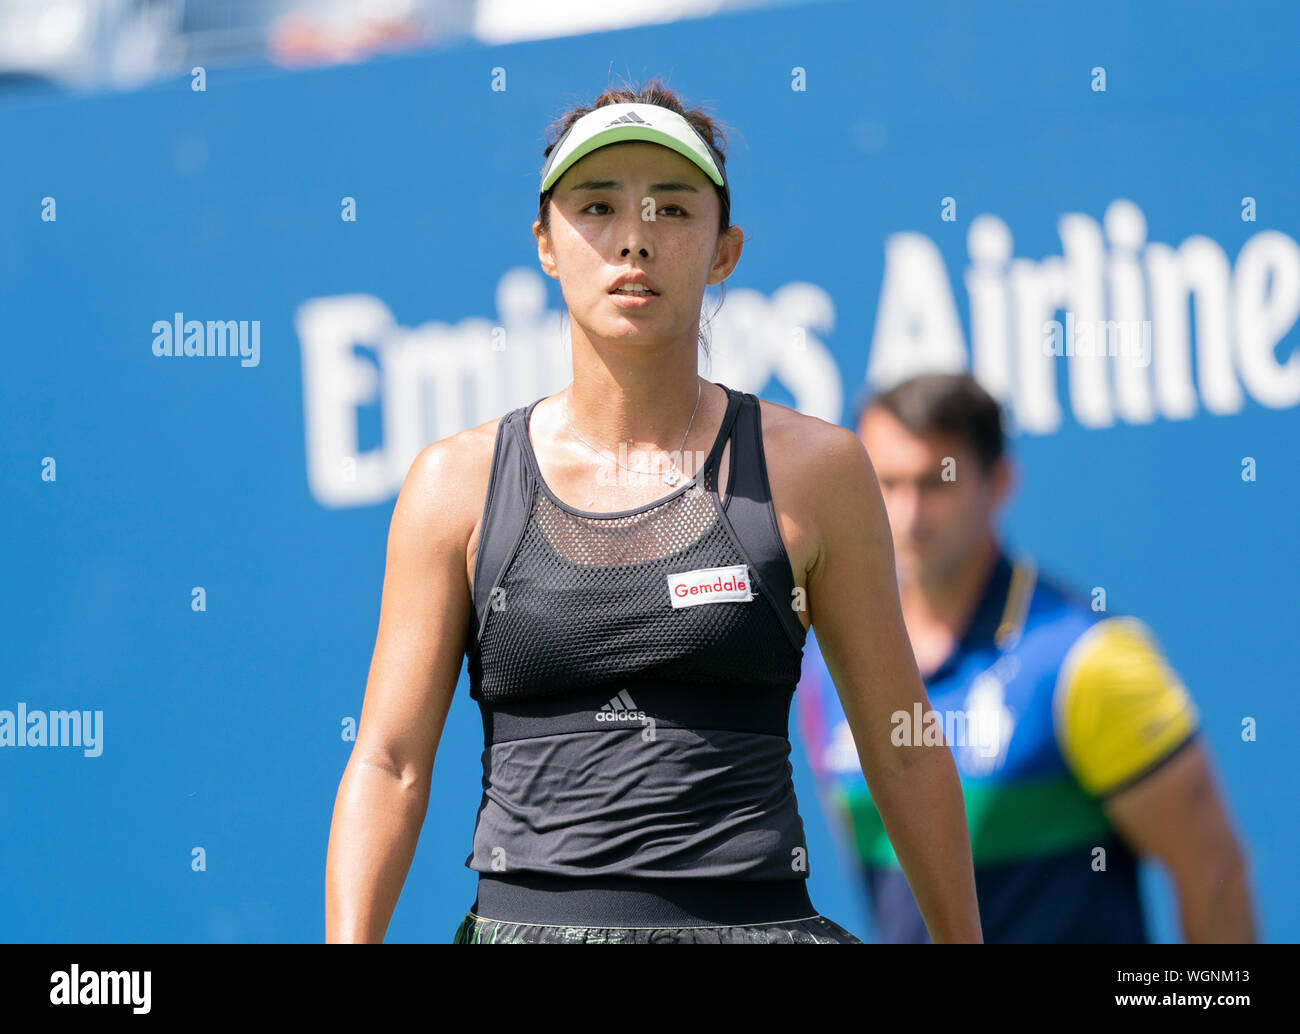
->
[795, 549, 1200, 943]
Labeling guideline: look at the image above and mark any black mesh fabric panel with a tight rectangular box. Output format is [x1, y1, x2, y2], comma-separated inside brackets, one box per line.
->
[472, 479, 801, 701]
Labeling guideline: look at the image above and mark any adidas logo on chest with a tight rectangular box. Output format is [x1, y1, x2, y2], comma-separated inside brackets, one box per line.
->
[595, 689, 646, 722]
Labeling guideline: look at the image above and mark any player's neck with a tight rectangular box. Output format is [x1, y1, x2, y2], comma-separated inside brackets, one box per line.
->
[564, 335, 710, 449]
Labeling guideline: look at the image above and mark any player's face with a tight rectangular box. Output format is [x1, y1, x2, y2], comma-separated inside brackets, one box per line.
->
[859, 407, 1006, 587]
[534, 142, 739, 351]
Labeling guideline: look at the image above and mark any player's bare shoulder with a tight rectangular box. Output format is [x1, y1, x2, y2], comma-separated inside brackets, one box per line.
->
[758, 396, 891, 602]
[755, 396, 867, 582]
[755, 396, 867, 500]
[395, 414, 505, 586]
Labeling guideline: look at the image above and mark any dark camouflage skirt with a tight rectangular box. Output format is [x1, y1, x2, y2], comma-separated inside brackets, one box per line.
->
[453, 910, 862, 943]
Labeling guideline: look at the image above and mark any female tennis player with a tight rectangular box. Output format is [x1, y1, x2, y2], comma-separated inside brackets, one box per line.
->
[324, 80, 982, 944]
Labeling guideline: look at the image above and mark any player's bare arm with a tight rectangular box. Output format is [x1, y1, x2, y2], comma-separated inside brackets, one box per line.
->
[799, 416, 983, 944]
[324, 429, 491, 942]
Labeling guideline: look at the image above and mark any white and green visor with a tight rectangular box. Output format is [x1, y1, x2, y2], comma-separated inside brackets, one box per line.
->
[539, 101, 729, 203]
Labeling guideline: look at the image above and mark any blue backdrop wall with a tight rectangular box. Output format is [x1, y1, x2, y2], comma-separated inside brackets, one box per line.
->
[2, 0, 1297, 942]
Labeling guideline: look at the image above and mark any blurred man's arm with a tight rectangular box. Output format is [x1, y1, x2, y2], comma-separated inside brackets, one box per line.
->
[1054, 616, 1258, 943]
[1102, 738, 1257, 942]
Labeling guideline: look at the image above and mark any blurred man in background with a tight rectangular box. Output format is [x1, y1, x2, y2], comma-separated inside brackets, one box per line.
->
[796, 373, 1258, 943]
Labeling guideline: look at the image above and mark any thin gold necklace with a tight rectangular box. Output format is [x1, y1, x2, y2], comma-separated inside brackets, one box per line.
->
[561, 380, 702, 487]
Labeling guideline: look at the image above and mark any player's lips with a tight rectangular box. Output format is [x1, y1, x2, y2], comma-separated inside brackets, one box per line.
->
[609, 292, 658, 308]
[609, 282, 659, 308]
[608, 273, 659, 296]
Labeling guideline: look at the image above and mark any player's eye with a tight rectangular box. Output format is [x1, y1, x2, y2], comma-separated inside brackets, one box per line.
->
[581, 202, 688, 217]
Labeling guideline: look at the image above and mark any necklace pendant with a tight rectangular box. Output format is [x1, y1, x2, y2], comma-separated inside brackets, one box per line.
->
[663, 469, 681, 486]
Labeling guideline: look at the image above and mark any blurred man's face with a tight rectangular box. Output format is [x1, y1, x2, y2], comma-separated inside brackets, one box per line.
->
[859, 406, 1010, 588]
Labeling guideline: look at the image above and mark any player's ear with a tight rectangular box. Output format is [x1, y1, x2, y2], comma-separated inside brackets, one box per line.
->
[534, 219, 558, 279]
[708, 224, 743, 285]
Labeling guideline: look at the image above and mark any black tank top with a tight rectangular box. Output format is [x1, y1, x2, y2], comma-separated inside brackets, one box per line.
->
[462, 382, 815, 926]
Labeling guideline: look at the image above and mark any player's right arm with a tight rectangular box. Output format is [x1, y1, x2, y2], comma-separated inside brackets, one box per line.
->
[324, 433, 485, 943]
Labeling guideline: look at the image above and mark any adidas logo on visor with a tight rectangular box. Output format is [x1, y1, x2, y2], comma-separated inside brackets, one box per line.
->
[604, 112, 648, 126]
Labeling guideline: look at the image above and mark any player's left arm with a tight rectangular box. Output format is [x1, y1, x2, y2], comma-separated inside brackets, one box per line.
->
[1054, 617, 1258, 942]
[801, 419, 982, 944]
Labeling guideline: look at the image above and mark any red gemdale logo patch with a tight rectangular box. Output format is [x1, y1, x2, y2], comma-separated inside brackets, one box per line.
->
[665, 564, 753, 608]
